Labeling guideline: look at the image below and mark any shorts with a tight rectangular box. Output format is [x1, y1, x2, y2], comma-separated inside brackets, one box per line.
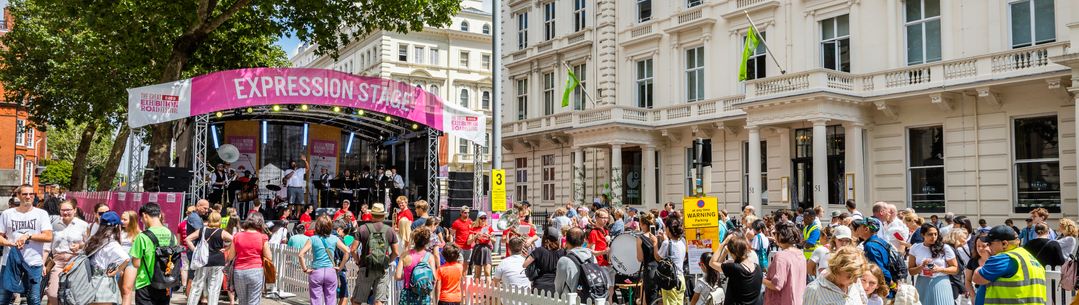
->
[470, 245, 492, 266]
[352, 267, 390, 304]
[337, 271, 350, 298]
[460, 248, 472, 264]
[136, 286, 172, 305]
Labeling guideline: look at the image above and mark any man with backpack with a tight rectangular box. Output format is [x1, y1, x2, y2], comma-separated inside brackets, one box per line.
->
[0, 184, 53, 305]
[350, 203, 398, 305]
[853, 217, 909, 290]
[555, 227, 610, 304]
[130, 202, 184, 305]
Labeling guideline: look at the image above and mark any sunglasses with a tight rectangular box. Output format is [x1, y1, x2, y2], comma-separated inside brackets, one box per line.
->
[19, 192, 34, 196]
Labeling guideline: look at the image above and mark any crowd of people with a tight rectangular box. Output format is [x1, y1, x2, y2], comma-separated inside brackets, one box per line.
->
[0, 182, 1067, 305]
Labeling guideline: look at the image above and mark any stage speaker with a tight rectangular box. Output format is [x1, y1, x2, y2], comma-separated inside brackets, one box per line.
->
[447, 172, 475, 208]
[155, 167, 192, 192]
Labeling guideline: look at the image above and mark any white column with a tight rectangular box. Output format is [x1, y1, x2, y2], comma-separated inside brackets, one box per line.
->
[610, 143, 624, 208]
[574, 147, 585, 206]
[845, 123, 866, 210]
[812, 119, 829, 206]
[643, 145, 657, 208]
[747, 126, 763, 213]
[1074, 94, 1079, 217]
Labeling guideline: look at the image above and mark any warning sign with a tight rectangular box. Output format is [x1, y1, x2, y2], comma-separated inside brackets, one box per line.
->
[682, 196, 718, 229]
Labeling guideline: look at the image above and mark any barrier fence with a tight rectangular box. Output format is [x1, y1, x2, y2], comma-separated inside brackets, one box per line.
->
[267, 243, 1074, 305]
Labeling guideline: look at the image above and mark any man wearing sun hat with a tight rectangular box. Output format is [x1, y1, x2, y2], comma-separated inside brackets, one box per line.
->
[350, 203, 398, 305]
[972, 225, 1046, 305]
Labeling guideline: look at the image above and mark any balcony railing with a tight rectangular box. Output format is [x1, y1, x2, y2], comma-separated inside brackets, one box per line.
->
[744, 42, 1071, 102]
[503, 96, 745, 137]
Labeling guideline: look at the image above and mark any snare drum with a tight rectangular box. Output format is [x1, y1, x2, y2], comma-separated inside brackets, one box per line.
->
[610, 232, 646, 276]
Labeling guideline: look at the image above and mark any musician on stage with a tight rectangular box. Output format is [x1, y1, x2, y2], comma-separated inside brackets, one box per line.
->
[336, 169, 355, 205]
[389, 166, 405, 199]
[317, 167, 333, 208]
[283, 155, 309, 209]
[377, 166, 392, 203]
[210, 163, 227, 205]
[356, 167, 374, 205]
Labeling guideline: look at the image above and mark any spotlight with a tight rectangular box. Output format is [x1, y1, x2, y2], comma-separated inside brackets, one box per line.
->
[333, 106, 341, 113]
[301, 104, 309, 111]
[246, 107, 254, 113]
[384, 115, 393, 122]
[272, 105, 281, 112]
[215, 112, 223, 118]
[286, 104, 296, 111]
[356, 109, 365, 116]
[411, 123, 419, 130]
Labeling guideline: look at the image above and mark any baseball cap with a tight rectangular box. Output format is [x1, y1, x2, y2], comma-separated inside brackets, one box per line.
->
[981, 225, 1019, 243]
[99, 211, 122, 226]
[832, 225, 853, 240]
[830, 210, 843, 218]
[477, 211, 488, 219]
[852, 217, 882, 232]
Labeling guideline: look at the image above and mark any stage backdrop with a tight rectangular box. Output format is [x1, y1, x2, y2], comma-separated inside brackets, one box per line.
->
[224, 121, 260, 172]
[127, 68, 486, 145]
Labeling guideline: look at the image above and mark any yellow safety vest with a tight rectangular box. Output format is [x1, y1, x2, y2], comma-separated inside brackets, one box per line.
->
[802, 223, 820, 260]
[984, 247, 1047, 305]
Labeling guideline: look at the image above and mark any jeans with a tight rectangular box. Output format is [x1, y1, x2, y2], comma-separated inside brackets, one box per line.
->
[187, 266, 225, 305]
[308, 268, 337, 305]
[233, 268, 264, 305]
[0, 264, 42, 305]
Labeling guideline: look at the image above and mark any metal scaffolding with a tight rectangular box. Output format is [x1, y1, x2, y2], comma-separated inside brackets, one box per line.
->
[190, 114, 210, 201]
[427, 128, 440, 209]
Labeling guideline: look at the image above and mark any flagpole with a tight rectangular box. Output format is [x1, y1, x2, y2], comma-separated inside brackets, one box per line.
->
[561, 61, 598, 109]
[744, 10, 786, 74]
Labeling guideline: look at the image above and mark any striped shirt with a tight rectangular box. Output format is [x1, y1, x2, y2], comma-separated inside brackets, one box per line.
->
[802, 274, 866, 305]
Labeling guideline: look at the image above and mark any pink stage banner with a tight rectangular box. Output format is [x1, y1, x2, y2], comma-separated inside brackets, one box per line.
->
[127, 68, 487, 145]
[66, 191, 186, 232]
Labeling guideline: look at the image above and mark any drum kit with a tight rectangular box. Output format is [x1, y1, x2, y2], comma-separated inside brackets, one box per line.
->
[609, 231, 660, 305]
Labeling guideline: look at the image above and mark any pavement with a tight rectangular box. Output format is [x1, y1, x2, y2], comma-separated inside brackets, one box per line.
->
[169, 293, 307, 305]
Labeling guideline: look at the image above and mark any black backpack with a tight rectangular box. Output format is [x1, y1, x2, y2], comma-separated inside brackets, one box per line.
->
[142, 230, 184, 290]
[655, 240, 681, 290]
[869, 239, 909, 283]
[566, 252, 609, 300]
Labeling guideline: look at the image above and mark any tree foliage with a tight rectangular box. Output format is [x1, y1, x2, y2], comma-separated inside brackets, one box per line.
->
[47, 121, 112, 167]
[39, 159, 72, 187]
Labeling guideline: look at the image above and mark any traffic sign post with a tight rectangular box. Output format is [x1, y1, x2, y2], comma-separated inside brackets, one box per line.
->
[491, 169, 507, 211]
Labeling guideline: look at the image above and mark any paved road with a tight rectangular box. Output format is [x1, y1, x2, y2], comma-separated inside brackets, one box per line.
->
[170, 293, 308, 305]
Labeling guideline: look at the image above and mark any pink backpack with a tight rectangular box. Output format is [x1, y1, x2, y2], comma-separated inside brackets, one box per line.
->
[1062, 239, 1079, 291]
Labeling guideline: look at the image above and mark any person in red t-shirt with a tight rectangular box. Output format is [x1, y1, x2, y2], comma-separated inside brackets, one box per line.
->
[503, 216, 538, 254]
[394, 196, 414, 226]
[299, 204, 315, 236]
[333, 199, 357, 225]
[588, 209, 611, 267]
[467, 212, 494, 281]
[450, 206, 474, 266]
[359, 204, 373, 222]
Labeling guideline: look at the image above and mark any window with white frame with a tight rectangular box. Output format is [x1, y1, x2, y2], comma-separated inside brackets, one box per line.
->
[460, 51, 470, 68]
[685, 46, 705, 102]
[743, 141, 768, 206]
[637, 0, 651, 23]
[483, 24, 491, 35]
[906, 0, 941, 65]
[909, 126, 945, 213]
[14, 155, 23, 183]
[542, 154, 555, 201]
[543, 72, 555, 116]
[572, 64, 587, 110]
[1010, 0, 1055, 48]
[515, 158, 529, 202]
[398, 44, 408, 62]
[461, 21, 470, 32]
[481, 91, 491, 110]
[516, 78, 528, 120]
[15, 119, 24, 146]
[415, 46, 425, 64]
[460, 89, 470, 108]
[687, 0, 702, 8]
[23, 161, 32, 184]
[459, 138, 469, 155]
[517, 11, 529, 50]
[26, 128, 33, 148]
[429, 84, 439, 97]
[821, 15, 851, 72]
[430, 48, 439, 65]
[1014, 115, 1060, 212]
[544, 2, 555, 41]
[744, 32, 767, 80]
[482, 54, 491, 69]
[636, 58, 653, 108]
[573, 0, 586, 32]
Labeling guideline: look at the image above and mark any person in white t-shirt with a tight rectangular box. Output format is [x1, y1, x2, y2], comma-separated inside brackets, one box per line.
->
[0, 185, 54, 305]
[283, 155, 309, 207]
[493, 236, 532, 290]
[873, 202, 909, 252]
[45, 199, 89, 305]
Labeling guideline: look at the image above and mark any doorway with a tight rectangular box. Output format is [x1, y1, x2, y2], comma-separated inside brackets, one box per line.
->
[791, 126, 846, 210]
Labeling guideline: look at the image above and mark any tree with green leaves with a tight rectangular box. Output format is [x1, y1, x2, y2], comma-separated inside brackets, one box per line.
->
[59, 0, 462, 169]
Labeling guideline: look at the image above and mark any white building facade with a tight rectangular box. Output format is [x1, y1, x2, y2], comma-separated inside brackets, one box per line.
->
[292, 0, 494, 173]
[501, 0, 1079, 223]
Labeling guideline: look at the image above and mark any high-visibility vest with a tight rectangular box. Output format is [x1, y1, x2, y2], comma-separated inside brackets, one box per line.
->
[802, 223, 820, 260]
[984, 247, 1047, 305]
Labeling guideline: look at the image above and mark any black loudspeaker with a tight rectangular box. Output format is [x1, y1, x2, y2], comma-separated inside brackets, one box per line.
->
[447, 172, 474, 208]
[156, 167, 193, 192]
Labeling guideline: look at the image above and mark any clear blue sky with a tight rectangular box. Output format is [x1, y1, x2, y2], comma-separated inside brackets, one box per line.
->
[273, 0, 492, 59]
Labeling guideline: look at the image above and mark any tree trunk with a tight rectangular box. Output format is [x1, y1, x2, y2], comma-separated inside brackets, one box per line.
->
[97, 127, 130, 191]
[146, 37, 197, 169]
[69, 122, 98, 191]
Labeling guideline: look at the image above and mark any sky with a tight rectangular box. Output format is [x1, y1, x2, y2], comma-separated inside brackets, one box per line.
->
[273, 0, 493, 59]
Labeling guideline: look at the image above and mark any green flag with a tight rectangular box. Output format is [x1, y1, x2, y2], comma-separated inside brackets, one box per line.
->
[561, 67, 580, 107]
[739, 25, 760, 81]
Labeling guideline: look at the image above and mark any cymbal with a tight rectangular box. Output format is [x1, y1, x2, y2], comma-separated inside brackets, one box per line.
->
[265, 184, 282, 191]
